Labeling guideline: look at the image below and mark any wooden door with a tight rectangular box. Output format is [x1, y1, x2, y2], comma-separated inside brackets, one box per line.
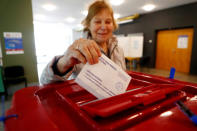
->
[156, 28, 194, 73]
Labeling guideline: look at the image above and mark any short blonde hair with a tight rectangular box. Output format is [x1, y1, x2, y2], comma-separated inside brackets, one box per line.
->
[82, 0, 118, 34]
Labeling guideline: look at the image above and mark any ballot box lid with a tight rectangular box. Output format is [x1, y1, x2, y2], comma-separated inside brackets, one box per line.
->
[5, 71, 197, 131]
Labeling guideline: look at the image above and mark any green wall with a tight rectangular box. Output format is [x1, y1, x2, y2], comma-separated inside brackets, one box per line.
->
[0, 0, 38, 84]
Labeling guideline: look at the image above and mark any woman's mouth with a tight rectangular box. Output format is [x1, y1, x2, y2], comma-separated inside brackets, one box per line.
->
[98, 33, 108, 36]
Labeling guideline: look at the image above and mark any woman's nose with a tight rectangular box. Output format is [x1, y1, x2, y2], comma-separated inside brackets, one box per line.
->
[100, 22, 106, 29]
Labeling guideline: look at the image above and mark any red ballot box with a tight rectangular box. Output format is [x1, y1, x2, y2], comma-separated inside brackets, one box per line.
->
[5, 71, 197, 131]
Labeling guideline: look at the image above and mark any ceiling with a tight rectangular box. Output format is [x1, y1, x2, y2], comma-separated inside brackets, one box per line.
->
[32, 0, 197, 28]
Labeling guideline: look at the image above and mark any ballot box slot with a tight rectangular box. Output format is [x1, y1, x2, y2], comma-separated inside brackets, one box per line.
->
[54, 78, 155, 106]
[126, 78, 152, 91]
[79, 84, 156, 107]
[80, 84, 185, 117]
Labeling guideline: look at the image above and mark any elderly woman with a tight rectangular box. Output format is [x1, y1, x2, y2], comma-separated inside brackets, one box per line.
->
[40, 0, 126, 85]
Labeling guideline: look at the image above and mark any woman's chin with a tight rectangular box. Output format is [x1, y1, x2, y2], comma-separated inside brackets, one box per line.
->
[96, 39, 108, 44]
[96, 37, 110, 43]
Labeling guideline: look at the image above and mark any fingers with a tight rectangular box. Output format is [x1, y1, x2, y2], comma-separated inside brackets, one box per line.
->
[92, 41, 102, 57]
[57, 49, 86, 74]
[87, 44, 99, 63]
[75, 39, 101, 65]
[78, 46, 94, 64]
[71, 50, 86, 64]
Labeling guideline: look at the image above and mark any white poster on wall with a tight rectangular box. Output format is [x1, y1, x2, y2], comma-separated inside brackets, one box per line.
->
[130, 35, 144, 57]
[177, 35, 188, 49]
[117, 33, 144, 58]
[116, 36, 130, 57]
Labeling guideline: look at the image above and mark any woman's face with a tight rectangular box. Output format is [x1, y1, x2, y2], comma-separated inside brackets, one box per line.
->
[89, 9, 114, 44]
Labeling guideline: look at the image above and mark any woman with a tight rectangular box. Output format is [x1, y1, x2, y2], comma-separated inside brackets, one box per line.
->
[40, 0, 126, 85]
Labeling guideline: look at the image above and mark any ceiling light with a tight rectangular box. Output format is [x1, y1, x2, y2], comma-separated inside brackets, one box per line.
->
[81, 10, 88, 16]
[142, 4, 155, 11]
[114, 13, 120, 19]
[65, 17, 75, 23]
[109, 0, 124, 6]
[42, 4, 57, 11]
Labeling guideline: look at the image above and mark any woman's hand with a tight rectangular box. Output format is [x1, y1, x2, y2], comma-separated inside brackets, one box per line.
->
[57, 38, 102, 74]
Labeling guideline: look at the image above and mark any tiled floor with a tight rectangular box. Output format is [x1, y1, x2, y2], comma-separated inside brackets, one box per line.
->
[0, 67, 197, 130]
[0, 95, 12, 130]
[133, 67, 197, 83]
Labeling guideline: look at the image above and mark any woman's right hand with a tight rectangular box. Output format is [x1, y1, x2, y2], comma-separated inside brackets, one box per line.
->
[57, 38, 102, 74]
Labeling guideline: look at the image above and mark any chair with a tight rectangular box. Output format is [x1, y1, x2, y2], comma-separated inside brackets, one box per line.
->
[3, 66, 27, 96]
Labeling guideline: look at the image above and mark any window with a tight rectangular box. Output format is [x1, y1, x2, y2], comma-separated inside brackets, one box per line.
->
[33, 22, 73, 81]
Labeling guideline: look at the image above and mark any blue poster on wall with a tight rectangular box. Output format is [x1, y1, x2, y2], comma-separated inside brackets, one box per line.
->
[3, 32, 24, 55]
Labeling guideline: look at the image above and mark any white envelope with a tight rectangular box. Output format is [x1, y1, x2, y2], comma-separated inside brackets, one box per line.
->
[75, 54, 132, 99]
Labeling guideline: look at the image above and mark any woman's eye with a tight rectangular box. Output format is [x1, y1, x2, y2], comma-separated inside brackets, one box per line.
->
[106, 21, 111, 24]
